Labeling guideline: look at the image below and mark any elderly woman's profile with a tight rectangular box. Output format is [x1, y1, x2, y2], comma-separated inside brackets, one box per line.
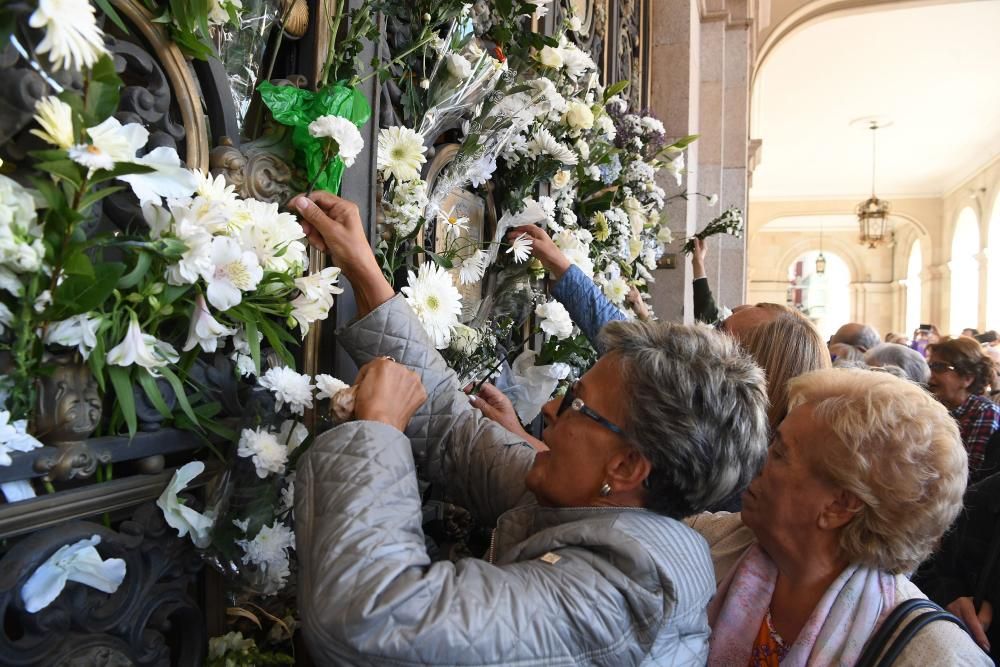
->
[289, 191, 770, 665]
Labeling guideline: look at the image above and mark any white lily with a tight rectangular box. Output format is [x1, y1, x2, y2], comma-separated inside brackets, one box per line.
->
[21, 536, 126, 614]
[0, 411, 44, 466]
[120, 146, 200, 205]
[201, 236, 264, 311]
[183, 294, 236, 353]
[44, 313, 101, 359]
[107, 315, 179, 373]
[157, 461, 214, 548]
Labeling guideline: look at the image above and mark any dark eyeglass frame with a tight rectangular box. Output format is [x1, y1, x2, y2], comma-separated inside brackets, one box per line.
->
[556, 380, 626, 436]
[928, 361, 957, 373]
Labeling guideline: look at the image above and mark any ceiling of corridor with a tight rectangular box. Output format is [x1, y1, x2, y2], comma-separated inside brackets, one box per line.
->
[749, 0, 1000, 201]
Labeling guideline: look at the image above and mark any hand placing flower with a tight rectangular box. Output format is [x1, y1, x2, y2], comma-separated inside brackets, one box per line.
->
[506, 233, 533, 263]
[306, 115, 365, 193]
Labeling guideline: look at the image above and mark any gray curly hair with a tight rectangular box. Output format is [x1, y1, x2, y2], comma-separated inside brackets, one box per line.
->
[599, 320, 770, 518]
[864, 343, 930, 385]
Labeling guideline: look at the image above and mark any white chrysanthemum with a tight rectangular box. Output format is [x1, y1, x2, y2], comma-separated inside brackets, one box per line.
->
[258, 366, 315, 415]
[377, 127, 427, 182]
[506, 233, 533, 263]
[603, 276, 630, 305]
[193, 170, 239, 206]
[308, 115, 364, 168]
[535, 301, 574, 340]
[44, 313, 101, 359]
[528, 127, 578, 165]
[400, 263, 462, 349]
[315, 374, 350, 401]
[458, 249, 488, 285]
[238, 201, 307, 273]
[201, 236, 264, 311]
[29, 0, 108, 72]
[236, 521, 294, 594]
[383, 178, 427, 237]
[30, 96, 74, 149]
[237, 426, 287, 478]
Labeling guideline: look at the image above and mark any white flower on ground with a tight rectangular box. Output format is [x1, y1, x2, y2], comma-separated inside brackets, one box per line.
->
[107, 315, 179, 373]
[377, 127, 427, 182]
[307, 115, 365, 168]
[236, 521, 294, 595]
[538, 45, 563, 69]
[44, 313, 101, 359]
[157, 461, 214, 548]
[237, 427, 287, 478]
[603, 276, 630, 305]
[20, 535, 126, 614]
[449, 324, 482, 356]
[564, 101, 595, 130]
[535, 300, 574, 340]
[28, 0, 108, 72]
[201, 236, 264, 311]
[183, 294, 236, 353]
[528, 127, 578, 165]
[208, 632, 255, 660]
[437, 207, 469, 238]
[0, 411, 43, 466]
[446, 54, 473, 80]
[315, 374, 350, 400]
[258, 366, 315, 415]
[507, 233, 533, 263]
[458, 249, 488, 285]
[30, 97, 74, 149]
[401, 262, 463, 349]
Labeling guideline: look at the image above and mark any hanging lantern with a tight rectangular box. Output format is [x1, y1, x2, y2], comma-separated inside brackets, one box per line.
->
[856, 121, 891, 249]
[815, 251, 827, 275]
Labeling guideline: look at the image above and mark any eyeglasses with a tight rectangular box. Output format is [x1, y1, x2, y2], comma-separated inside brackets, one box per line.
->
[556, 381, 626, 436]
[928, 361, 957, 373]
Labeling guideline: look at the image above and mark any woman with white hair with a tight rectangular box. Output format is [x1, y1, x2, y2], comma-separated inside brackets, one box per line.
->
[865, 342, 930, 385]
[689, 368, 989, 665]
[289, 192, 771, 665]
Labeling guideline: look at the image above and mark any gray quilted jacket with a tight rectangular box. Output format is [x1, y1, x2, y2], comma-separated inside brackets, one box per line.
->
[296, 295, 716, 666]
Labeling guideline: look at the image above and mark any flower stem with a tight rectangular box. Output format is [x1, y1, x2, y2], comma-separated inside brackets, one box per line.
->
[305, 143, 335, 195]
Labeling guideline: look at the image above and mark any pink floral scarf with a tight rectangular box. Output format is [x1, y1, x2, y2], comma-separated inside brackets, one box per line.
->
[707, 544, 897, 667]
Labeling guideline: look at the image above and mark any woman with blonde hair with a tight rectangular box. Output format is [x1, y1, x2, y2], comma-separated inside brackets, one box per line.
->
[690, 368, 989, 665]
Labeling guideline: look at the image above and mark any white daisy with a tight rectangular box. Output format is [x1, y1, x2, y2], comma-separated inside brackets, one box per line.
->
[377, 126, 427, 182]
[28, 0, 108, 72]
[436, 207, 469, 238]
[458, 249, 488, 285]
[68, 144, 114, 171]
[528, 127, 578, 165]
[506, 233, 533, 263]
[400, 262, 462, 349]
[307, 115, 365, 168]
[258, 366, 315, 415]
[30, 96, 74, 149]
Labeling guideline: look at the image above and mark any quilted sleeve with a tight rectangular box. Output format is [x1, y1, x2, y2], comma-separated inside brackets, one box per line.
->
[296, 422, 665, 666]
[337, 294, 535, 523]
[550, 264, 626, 350]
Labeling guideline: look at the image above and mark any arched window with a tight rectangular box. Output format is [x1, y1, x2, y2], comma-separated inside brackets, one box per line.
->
[787, 250, 851, 341]
[905, 240, 922, 337]
[988, 193, 1000, 330]
[950, 207, 980, 335]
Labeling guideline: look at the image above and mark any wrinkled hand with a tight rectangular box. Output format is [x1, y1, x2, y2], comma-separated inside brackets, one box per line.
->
[947, 597, 992, 651]
[353, 358, 427, 432]
[626, 286, 650, 321]
[691, 237, 708, 279]
[469, 383, 548, 452]
[507, 225, 571, 279]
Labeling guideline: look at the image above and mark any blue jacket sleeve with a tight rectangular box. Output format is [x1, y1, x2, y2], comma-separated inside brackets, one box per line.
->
[550, 264, 626, 350]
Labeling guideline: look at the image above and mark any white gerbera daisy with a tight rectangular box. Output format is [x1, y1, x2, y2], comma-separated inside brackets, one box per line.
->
[506, 233, 533, 263]
[30, 97, 74, 149]
[458, 249, 488, 285]
[377, 127, 427, 182]
[603, 276, 630, 305]
[528, 127, 578, 165]
[29, 0, 108, 72]
[400, 262, 462, 349]
[307, 115, 364, 168]
[437, 207, 468, 238]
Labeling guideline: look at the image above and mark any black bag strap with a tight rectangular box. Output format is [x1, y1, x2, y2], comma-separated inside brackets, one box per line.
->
[856, 598, 967, 667]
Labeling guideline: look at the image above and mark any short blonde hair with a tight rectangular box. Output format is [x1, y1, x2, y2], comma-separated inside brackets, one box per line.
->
[741, 305, 831, 430]
[787, 368, 967, 573]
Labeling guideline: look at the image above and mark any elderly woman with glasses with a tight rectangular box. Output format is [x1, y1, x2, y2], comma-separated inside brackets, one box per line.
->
[289, 192, 770, 665]
[688, 369, 990, 666]
[927, 337, 1000, 482]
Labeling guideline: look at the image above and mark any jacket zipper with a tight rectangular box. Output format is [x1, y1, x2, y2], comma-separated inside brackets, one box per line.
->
[487, 529, 497, 564]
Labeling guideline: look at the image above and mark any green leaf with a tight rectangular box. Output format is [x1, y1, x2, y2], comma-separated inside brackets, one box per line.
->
[37, 160, 84, 188]
[108, 366, 138, 438]
[78, 185, 125, 211]
[160, 284, 191, 306]
[246, 318, 261, 377]
[46, 262, 125, 320]
[604, 79, 631, 101]
[423, 249, 453, 269]
[117, 251, 152, 289]
[62, 249, 95, 278]
[257, 318, 296, 367]
[83, 56, 122, 124]
[137, 369, 172, 419]
[90, 162, 155, 185]
[93, 0, 129, 32]
[158, 366, 200, 429]
[670, 134, 699, 150]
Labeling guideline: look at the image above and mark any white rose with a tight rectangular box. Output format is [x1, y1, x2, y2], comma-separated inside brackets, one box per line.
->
[538, 46, 563, 69]
[551, 170, 571, 189]
[564, 101, 594, 130]
[446, 54, 473, 80]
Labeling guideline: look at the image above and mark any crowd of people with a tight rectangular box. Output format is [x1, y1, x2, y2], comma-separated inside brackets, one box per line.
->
[289, 191, 997, 665]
